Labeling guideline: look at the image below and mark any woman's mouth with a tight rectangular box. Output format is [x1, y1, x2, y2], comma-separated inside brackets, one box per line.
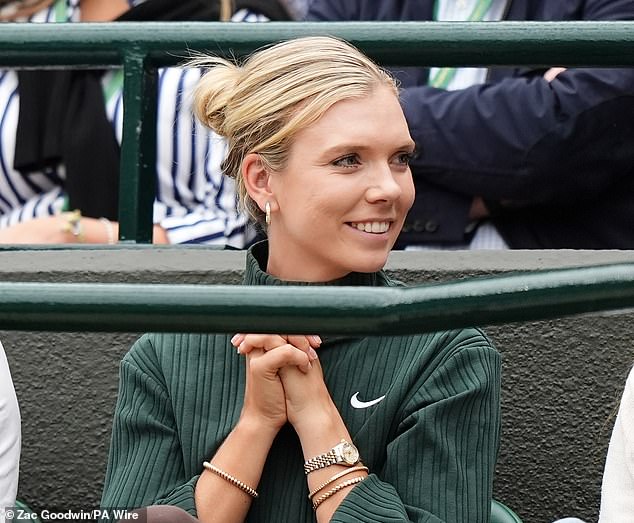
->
[346, 221, 391, 234]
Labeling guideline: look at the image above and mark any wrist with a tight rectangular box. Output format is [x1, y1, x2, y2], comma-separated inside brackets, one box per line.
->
[235, 413, 282, 442]
[292, 402, 340, 439]
[294, 412, 352, 460]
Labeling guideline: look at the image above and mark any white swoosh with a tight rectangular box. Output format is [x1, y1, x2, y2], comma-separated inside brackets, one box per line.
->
[350, 392, 386, 409]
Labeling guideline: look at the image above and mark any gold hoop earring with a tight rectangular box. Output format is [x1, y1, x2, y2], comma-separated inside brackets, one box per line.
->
[265, 201, 271, 226]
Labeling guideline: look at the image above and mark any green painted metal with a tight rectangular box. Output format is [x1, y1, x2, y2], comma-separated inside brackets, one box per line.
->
[3, 21, 633, 242]
[118, 52, 157, 243]
[1, 264, 634, 334]
[2, 22, 634, 67]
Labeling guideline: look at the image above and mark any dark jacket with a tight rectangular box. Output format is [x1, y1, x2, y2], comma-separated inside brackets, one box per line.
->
[308, 0, 634, 248]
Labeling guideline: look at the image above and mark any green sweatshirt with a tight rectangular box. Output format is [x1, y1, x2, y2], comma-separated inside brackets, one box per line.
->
[101, 242, 501, 522]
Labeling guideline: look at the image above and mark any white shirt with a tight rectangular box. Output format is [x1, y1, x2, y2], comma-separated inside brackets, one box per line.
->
[0, 341, 20, 520]
[599, 366, 634, 522]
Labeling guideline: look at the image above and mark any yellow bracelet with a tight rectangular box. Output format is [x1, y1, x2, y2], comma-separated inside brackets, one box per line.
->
[202, 461, 258, 498]
[308, 466, 369, 500]
[312, 476, 366, 510]
[60, 209, 84, 243]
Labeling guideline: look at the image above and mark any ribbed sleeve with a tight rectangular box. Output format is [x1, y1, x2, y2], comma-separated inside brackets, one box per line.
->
[100, 335, 198, 514]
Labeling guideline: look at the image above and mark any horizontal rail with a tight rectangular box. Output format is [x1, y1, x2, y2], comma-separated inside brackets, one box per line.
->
[4, 21, 633, 243]
[1, 264, 634, 334]
[2, 21, 634, 67]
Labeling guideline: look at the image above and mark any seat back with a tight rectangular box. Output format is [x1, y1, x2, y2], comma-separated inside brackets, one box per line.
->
[492, 499, 522, 523]
[14, 500, 42, 523]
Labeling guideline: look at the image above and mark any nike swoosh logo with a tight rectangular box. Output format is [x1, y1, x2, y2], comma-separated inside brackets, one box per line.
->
[350, 392, 386, 409]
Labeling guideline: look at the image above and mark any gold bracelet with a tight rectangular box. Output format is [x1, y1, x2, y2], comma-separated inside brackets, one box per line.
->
[202, 461, 258, 498]
[60, 209, 84, 242]
[99, 217, 116, 244]
[312, 476, 366, 510]
[308, 466, 369, 499]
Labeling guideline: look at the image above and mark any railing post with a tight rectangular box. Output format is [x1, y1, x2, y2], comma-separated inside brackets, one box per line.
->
[118, 51, 157, 243]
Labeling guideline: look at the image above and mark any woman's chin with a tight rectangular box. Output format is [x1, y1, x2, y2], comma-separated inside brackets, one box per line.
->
[347, 252, 389, 274]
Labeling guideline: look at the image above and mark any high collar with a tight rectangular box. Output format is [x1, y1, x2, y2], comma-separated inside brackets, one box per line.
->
[243, 241, 394, 288]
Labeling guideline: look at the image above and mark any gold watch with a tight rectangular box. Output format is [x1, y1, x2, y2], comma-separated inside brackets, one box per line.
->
[304, 439, 360, 475]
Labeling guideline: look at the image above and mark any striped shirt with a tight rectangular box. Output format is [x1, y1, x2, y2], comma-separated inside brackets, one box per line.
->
[0, 0, 265, 245]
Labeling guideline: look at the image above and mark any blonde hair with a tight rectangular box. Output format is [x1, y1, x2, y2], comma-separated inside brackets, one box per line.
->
[192, 36, 398, 225]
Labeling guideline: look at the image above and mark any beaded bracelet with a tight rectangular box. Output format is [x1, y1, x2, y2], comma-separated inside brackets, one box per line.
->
[202, 461, 259, 498]
[312, 476, 366, 510]
[308, 466, 369, 500]
[99, 217, 116, 244]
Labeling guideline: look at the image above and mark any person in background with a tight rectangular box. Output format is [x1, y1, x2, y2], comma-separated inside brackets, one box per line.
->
[599, 365, 634, 521]
[101, 36, 500, 522]
[307, 0, 634, 250]
[0, 0, 290, 245]
[0, 341, 20, 522]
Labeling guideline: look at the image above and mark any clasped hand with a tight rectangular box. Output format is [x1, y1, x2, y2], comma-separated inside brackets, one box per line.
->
[230, 333, 331, 432]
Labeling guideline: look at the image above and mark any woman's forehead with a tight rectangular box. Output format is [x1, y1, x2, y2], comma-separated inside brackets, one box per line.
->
[295, 88, 412, 150]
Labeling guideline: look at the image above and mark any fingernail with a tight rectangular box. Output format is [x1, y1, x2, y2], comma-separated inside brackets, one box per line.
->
[310, 335, 322, 346]
[309, 348, 318, 360]
[231, 334, 240, 345]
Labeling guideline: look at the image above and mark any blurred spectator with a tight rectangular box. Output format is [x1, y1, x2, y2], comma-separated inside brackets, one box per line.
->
[0, 341, 20, 521]
[307, 0, 634, 249]
[599, 365, 634, 521]
[0, 0, 291, 245]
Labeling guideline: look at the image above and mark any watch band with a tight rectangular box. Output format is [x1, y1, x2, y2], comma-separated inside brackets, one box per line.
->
[304, 439, 360, 475]
[304, 449, 338, 474]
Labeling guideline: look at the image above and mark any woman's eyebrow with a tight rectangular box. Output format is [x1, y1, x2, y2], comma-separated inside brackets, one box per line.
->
[322, 141, 416, 156]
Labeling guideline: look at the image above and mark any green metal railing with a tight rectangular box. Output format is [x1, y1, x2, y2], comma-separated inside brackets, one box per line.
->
[1, 264, 634, 333]
[2, 21, 633, 242]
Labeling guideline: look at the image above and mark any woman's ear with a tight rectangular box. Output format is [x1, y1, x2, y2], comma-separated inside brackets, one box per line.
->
[242, 153, 277, 214]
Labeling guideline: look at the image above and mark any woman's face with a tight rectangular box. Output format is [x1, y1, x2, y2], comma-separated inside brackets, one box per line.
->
[266, 85, 415, 282]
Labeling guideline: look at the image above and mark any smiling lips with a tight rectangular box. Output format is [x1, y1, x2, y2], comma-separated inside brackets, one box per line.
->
[347, 221, 391, 234]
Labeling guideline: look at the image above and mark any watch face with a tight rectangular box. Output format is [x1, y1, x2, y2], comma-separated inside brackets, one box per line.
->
[342, 442, 359, 464]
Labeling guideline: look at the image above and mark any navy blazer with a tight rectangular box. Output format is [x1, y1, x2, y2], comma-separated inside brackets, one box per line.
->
[308, 0, 634, 248]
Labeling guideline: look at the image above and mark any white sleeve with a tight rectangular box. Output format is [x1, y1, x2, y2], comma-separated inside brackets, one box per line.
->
[0, 188, 65, 229]
[151, 67, 254, 247]
[599, 366, 634, 522]
[0, 341, 20, 517]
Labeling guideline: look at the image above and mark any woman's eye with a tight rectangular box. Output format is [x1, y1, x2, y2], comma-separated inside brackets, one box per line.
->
[333, 154, 360, 168]
[395, 152, 414, 166]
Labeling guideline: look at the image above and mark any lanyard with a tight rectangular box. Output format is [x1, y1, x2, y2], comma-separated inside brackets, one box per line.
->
[429, 0, 494, 89]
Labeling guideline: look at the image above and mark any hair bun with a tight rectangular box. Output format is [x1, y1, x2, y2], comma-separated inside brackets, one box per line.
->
[193, 58, 242, 137]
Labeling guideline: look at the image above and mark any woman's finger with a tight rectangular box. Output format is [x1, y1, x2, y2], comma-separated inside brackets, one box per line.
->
[236, 334, 288, 355]
[233, 333, 321, 360]
[230, 333, 245, 347]
[286, 334, 320, 361]
[249, 344, 312, 374]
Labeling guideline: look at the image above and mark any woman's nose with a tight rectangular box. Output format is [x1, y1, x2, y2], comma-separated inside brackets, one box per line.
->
[365, 164, 403, 203]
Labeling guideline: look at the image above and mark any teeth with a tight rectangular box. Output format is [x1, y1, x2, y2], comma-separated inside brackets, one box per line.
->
[351, 222, 390, 234]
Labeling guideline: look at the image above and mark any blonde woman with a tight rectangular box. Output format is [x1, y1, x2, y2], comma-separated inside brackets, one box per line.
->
[101, 37, 501, 523]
